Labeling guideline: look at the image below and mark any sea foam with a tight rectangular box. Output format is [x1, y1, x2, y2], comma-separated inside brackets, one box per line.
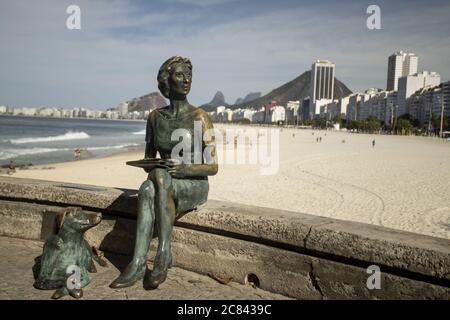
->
[0, 147, 70, 160]
[9, 131, 90, 144]
[87, 143, 140, 151]
[0, 142, 140, 161]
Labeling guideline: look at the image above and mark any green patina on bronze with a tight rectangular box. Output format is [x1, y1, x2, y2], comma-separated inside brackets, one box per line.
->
[34, 207, 107, 299]
[110, 56, 218, 290]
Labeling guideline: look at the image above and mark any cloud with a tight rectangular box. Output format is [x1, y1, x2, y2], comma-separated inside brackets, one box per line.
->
[0, 0, 449, 109]
[160, 0, 239, 6]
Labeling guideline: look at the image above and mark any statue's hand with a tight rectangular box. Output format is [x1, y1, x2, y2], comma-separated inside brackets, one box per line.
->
[167, 162, 188, 178]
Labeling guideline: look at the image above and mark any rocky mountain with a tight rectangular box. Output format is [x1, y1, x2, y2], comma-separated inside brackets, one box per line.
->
[126, 92, 167, 112]
[234, 92, 262, 105]
[200, 91, 229, 110]
[122, 70, 352, 113]
[231, 70, 352, 110]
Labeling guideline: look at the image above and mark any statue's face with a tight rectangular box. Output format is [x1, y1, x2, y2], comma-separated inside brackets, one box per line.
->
[169, 63, 192, 98]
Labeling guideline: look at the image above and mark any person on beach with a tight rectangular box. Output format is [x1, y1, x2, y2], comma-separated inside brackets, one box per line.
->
[73, 148, 81, 160]
[7, 160, 16, 175]
[372, 139, 376, 147]
[110, 56, 218, 290]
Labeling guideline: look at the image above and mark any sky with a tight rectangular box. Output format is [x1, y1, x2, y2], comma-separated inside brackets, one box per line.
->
[0, 0, 449, 110]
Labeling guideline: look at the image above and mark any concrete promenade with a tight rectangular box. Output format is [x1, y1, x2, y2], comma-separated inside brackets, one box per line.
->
[0, 236, 289, 300]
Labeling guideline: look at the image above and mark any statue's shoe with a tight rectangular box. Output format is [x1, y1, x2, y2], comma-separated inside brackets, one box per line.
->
[69, 288, 83, 299]
[143, 268, 168, 290]
[51, 287, 83, 299]
[109, 259, 146, 289]
[143, 249, 172, 289]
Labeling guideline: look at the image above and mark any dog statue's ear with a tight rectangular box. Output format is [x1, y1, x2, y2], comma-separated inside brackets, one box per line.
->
[56, 212, 66, 231]
[55, 207, 82, 231]
[66, 207, 81, 216]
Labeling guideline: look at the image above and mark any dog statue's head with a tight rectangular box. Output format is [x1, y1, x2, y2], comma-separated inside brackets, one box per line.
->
[56, 207, 101, 233]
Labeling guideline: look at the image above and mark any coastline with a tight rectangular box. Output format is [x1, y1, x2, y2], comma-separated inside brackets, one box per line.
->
[9, 147, 147, 189]
[0, 114, 146, 122]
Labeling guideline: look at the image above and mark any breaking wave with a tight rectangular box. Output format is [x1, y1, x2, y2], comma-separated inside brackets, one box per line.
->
[0, 143, 141, 161]
[86, 143, 140, 151]
[0, 147, 70, 160]
[8, 131, 91, 144]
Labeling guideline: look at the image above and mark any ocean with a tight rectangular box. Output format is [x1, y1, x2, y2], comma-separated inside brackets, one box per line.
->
[0, 116, 146, 166]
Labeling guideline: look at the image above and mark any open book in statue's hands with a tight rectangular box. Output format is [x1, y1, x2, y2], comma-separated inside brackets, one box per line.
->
[126, 158, 182, 172]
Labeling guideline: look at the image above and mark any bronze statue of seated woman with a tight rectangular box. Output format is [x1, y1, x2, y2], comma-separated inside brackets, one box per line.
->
[110, 56, 218, 290]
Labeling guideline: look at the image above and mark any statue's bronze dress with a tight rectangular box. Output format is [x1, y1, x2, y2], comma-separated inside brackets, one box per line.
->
[148, 106, 210, 215]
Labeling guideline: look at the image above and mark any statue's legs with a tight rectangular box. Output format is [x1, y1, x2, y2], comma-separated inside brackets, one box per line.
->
[109, 180, 155, 289]
[144, 168, 176, 289]
[110, 169, 208, 290]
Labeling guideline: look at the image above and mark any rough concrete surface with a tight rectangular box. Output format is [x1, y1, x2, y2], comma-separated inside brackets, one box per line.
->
[0, 236, 289, 300]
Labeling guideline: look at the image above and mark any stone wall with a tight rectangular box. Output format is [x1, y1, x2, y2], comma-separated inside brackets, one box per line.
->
[0, 176, 448, 299]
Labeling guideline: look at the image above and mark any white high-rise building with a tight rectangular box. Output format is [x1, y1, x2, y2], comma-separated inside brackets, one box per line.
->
[346, 94, 363, 121]
[310, 60, 335, 116]
[270, 106, 286, 123]
[117, 102, 129, 117]
[386, 51, 418, 91]
[286, 100, 300, 124]
[216, 106, 226, 114]
[338, 95, 351, 118]
[397, 71, 441, 116]
[407, 82, 450, 128]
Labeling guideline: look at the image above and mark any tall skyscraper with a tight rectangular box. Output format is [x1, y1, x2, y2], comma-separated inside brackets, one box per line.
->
[386, 51, 418, 91]
[310, 60, 335, 116]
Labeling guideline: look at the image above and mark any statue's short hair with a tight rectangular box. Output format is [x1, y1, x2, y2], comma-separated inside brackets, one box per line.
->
[157, 56, 192, 99]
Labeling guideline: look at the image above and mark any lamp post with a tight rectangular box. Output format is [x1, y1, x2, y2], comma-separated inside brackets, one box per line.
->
[428, 102, 432, 136]
[391, 104, 398, 134]
[440, 88, 445, 138]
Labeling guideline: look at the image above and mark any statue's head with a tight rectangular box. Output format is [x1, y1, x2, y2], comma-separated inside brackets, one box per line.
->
[157, 56, 193, 99]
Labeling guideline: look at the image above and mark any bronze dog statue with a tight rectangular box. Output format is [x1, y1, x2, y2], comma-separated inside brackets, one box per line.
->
[34, 207, 107, 299]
